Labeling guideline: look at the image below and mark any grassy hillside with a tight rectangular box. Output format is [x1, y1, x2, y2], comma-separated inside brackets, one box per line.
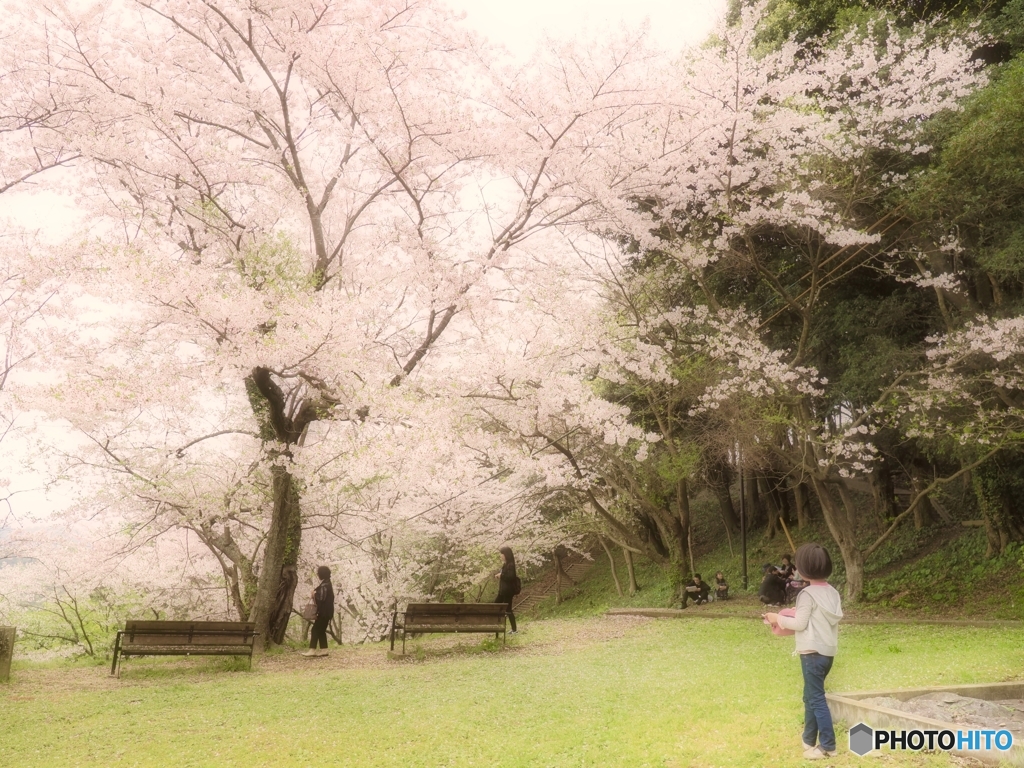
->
[526, 501, 1024, 620]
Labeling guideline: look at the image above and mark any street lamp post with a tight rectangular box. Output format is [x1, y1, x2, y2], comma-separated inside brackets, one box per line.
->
[739, 465, 747, 591]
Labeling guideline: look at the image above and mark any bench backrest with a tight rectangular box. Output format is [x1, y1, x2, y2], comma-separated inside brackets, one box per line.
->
[403, 603, 506, 630]
[123, 620, 256, 646]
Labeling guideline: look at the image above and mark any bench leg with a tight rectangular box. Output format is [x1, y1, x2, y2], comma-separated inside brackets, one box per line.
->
[390, 612, 397, 652]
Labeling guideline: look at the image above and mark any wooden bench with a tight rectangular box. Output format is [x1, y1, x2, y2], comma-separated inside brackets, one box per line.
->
[389, 603, 507, 655]
[110, 620, 258, 677]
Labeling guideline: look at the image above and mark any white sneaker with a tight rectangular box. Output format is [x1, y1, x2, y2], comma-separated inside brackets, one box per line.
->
[301, 650, 318, 657]
[508, 630, 518, 635]
[317, 649, 329, 657]
[803, 746, 836, 760]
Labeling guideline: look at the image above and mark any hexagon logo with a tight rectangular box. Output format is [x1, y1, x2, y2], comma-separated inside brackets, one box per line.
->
[850, 722, 874, 756]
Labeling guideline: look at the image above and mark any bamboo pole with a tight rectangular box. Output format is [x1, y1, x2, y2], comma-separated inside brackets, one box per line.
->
[779, 516, 797, 554]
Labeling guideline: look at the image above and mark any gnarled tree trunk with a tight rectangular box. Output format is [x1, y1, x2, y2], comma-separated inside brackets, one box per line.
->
[706, 460, 739, 533]
[810, 475, 864, 600]
[245, 367, 321, 651]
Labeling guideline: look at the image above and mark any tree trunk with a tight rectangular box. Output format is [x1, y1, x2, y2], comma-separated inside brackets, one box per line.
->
[251, 464, 302, 649]
[708, 461, 740, 532]
[867, 458, 896, 533]
[676, 479, 692, 555]
[759, 475, 781, 540]
[810, 475, 864, 601]
[835, 479, 860, 530]
[600, 537, 623, 597]
[973, 462, 1018, 558]
[329, 615, 343, 645]
[244, 367, 322, 652]
[793, 480, 811, 529]
[909, 461, 937, 530]
[745, 474, 762, 528]
[623, 548, 638, 596]
[553, 545, 576, 605]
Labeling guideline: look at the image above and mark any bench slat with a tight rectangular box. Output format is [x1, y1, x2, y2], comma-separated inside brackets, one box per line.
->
[125, 621, 255, 632]
[120, 646, 253, 655]
[405, 603, 506, 616]
[123, 634, 254, 646]
[403, 618, 507, 630]
[402, 623, 505, 632]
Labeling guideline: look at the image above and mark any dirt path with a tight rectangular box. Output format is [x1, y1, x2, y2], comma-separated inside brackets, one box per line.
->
[1, 615, 654, 697]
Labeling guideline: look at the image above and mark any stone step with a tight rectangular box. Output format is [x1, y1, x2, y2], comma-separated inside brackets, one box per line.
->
[512, 555, 595, 612]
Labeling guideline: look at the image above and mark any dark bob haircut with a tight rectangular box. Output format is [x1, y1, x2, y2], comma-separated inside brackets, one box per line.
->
[794, 543, 832, 580]
[317, 565, 332, 580]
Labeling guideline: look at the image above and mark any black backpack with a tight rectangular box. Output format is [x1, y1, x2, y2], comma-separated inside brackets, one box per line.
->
[512, 576, 522, 596]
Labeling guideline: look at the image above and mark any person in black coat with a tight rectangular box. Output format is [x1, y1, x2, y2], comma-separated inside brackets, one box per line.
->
[758, 564, 787, 606]
[682, 573, 711, 608]
[302, 565, 335, 657]
[494, 546, 519, 634]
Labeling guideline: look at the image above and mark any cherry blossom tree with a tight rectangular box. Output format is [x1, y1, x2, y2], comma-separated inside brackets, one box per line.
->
[4, 0, 999, 618]
[7, 0, 660, 646]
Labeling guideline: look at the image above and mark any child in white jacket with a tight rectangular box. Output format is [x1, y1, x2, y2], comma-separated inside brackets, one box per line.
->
[765, 543, 843, 760]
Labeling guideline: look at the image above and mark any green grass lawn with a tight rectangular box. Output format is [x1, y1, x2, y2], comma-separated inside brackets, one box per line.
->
[2, 616, 1020, 767]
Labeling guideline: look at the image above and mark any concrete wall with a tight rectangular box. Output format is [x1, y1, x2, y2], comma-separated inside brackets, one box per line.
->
[828, 683, 1024, 766]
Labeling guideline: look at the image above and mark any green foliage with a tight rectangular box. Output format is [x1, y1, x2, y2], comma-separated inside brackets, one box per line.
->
[754, 0, 877, 47]
[989, 0, 1024, 53]
[811, 288, 936, 411]
[912, 56, 1024, 289]
[750, 0, 1017, 49]
[14, 587, 147, 658]
[236, 232, 313, 293]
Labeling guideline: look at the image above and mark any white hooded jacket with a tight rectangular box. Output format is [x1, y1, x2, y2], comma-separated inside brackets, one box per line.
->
[776, 583, 843, 656]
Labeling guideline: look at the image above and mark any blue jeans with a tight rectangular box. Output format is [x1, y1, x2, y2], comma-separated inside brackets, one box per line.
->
[801, 652, 835, 751]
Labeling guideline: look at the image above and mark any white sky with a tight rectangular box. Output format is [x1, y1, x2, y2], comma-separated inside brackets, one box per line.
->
[441, 0, 727, 57]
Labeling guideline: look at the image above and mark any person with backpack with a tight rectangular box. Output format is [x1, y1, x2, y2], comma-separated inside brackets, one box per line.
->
[764, 543, 844, 760]
[494, 546, 520, 635]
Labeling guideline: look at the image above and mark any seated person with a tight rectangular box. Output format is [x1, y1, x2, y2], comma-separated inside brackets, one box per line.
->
[778, 554, 795, 581]
[785, 568, 808, 604]
[714, 571, 729, 600]
[681, 573, 711, 608]
[758, 564, 787, 606]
